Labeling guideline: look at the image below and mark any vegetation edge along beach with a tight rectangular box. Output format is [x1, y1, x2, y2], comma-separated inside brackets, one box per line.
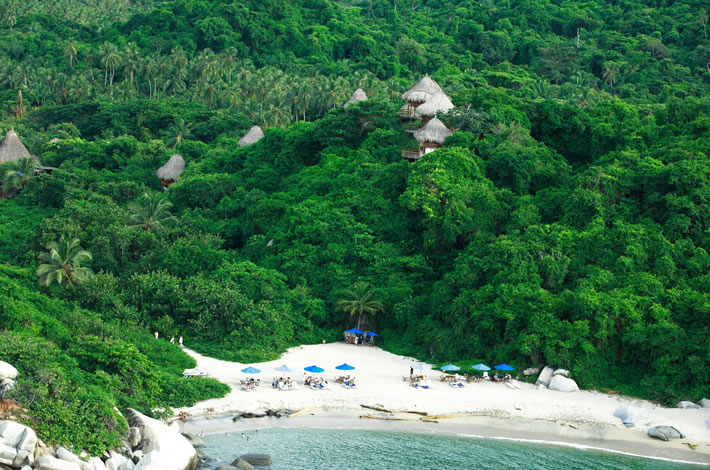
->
[0, 0, 709, 467]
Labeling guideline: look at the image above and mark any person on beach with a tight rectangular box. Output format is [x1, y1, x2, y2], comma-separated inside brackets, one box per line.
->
[410, 366, 414, 376]
[170, 336, 175, 344]
[179, 336, 183, 347]
[154, 331, 159, 339]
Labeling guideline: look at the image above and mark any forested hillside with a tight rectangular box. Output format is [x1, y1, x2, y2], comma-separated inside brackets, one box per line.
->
[0, 0, 708, 453]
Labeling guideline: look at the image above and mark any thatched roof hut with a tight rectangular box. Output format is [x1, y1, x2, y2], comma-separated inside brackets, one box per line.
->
[344, 88, 368, 108]
[402, 75, 444, 104]
[415, 92, 454, 118]
[157, 154, 185, 185]
[238, 126, 264, 147]
[0, 130, 31, 165]
[414, 117, 453, 146]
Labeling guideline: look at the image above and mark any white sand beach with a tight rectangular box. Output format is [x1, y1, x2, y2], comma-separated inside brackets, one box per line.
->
[177, 342, 710, 464]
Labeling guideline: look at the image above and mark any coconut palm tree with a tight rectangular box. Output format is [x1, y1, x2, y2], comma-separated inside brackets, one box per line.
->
[2, 157, 36, 195]
[164, 118, 193, 148]
[128, 192, 178, 233]
[336, 282, 383, 330]
[64, 42, 78, 68]
[36, 237, 94, 286]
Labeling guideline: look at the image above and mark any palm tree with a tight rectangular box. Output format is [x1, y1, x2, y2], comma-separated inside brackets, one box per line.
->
[2, 157, 36, 195]
[99, 42, 121, 86]
[336, 282, 383, 330]
[164, 118, 193, 148]
[64, 42, 78, 68]
[603, 65, 620, 87]
[128, 192, 178, 233]
[36, 237, 94, 286]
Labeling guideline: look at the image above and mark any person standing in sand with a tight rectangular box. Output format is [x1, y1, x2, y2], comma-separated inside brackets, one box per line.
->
[154, 331, 159, 339]
[179, 336, 183, 347]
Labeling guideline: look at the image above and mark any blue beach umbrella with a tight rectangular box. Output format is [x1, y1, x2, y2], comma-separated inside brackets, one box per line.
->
[304, 365, 325, 373]
[494, 363, 514, 371]
[365, 332, 379, 336]
[335, 363, 356, 371]
[274, 364, 294, 373]
[241, 366, 261, 374]
[471, 363, 491, 371]
[345, 328, 364, 334]
[441, 364, 461, 372]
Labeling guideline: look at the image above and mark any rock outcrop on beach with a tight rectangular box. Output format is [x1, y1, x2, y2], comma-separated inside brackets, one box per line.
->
[126, 409, 197, 470]
[676, 401, 700, 409]
[535, 367, 554, 387]
[552, 369, 569, 377]
[180, 434, 204, 448]
[0, 420, 37, 468]
[613, 407, 647, 428]
[647, 425, 684, 441]
[548, 375, 579, 393]
[700, 398, 710, 408]
[235, 454, 271, 466]
[0, 362, 18, 381]
[38, 455, 81, 470]
[523, 367, 540, 376]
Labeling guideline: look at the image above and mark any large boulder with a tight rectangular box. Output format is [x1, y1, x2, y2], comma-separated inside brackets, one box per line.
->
[57, 447, 93, 470]
[236, 454, 271, 466]
[127, 428, 142, 449]
[676, 401, 700, 409]
[180, 433, 204, 448]
[535, 366, 554, 387]
[700, 398, 710, 408]
[0, 363, 17, 381]
[233, 459, 253, 470]
[552, 369, 569, 377]
[38, 455, 81, 470]
[548, 375, 579, 393]
[522, 367, 540, 376]
[125, 409, 197, 470]
[647, 426, 684, 441]
[88, 457, 107, 470]
[216, 466, 239, 470]
[613, 407, 646, 428]
[0, 420, 37, 468]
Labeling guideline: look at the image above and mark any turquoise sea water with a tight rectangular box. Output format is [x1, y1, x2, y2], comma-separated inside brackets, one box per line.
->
[201, 428, 704, 469]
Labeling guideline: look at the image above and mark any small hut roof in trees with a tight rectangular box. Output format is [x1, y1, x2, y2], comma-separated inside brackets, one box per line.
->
[344, 88, 368, 108]
[156, 154, 185, 182]
[415, 92, 455, 117]
[0, 130, 32, 165]
[402, 75, 444, 104]
[238, 126, 264, 147]
[414, 117, 453, 145]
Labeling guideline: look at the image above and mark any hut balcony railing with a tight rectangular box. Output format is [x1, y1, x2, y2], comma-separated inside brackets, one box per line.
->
[401, 148, 422, 161]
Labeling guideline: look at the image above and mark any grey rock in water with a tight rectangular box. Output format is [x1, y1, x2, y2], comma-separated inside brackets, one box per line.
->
[535, 366, 554, 387]
[676, 401, 700, 409]
[181, 433, 205, 448]
[216, 465, 240, 470]
[0, 420, 37, 468]
[235, 454, 271, 466]
[234, 458, 254, 470]
[38, 455, 81, 470]
[552, 369, 570, 377]
[548, 375, 579, 393]
[522, 367, 540, 376]
[647, 425, 684, 441]
[700, 398, 710, 408]
[0, 362, 18, 381]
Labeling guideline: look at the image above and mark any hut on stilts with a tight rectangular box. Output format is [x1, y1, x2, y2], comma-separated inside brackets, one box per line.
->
[157, 154, 185, 188]
[0, 130, 33, 165]
[238, 126, 264, 147]
[344, 89, 368, 108]
[406, 117, 453, 159]
[400, 75, 444, 119]
[415, 92, 454, 124]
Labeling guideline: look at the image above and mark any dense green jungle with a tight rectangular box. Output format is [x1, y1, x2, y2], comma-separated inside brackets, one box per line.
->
[0, 0, 708, 454]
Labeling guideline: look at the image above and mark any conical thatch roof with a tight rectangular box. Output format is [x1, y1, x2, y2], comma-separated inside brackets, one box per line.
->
[414, 117, 453, 145]
[402, 75, 444, 103]
[238, 126, 264, 147]
[415, 92, 455, 117]
[157, 154, 185, 182]
[344, 88, 368, 108]
[0, 130, 31, 165]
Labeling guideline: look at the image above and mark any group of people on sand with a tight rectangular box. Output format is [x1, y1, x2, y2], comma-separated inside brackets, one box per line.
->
[304, 375, 329, 389]
[271, 377, 294, 390]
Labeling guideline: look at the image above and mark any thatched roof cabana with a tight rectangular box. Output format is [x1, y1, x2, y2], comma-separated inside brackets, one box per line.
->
[238, 126, 264, 147]
[0, 130, 31, 165]
[157, 154, 185, 186]
[414, 117, 453, 146]
[415, 92, 454, 118]
[402, 75, 444, 104]
[344, 88, 368, 108]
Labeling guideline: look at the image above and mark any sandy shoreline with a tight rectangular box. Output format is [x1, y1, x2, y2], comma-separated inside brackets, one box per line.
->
[176, 343, 710, 465]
